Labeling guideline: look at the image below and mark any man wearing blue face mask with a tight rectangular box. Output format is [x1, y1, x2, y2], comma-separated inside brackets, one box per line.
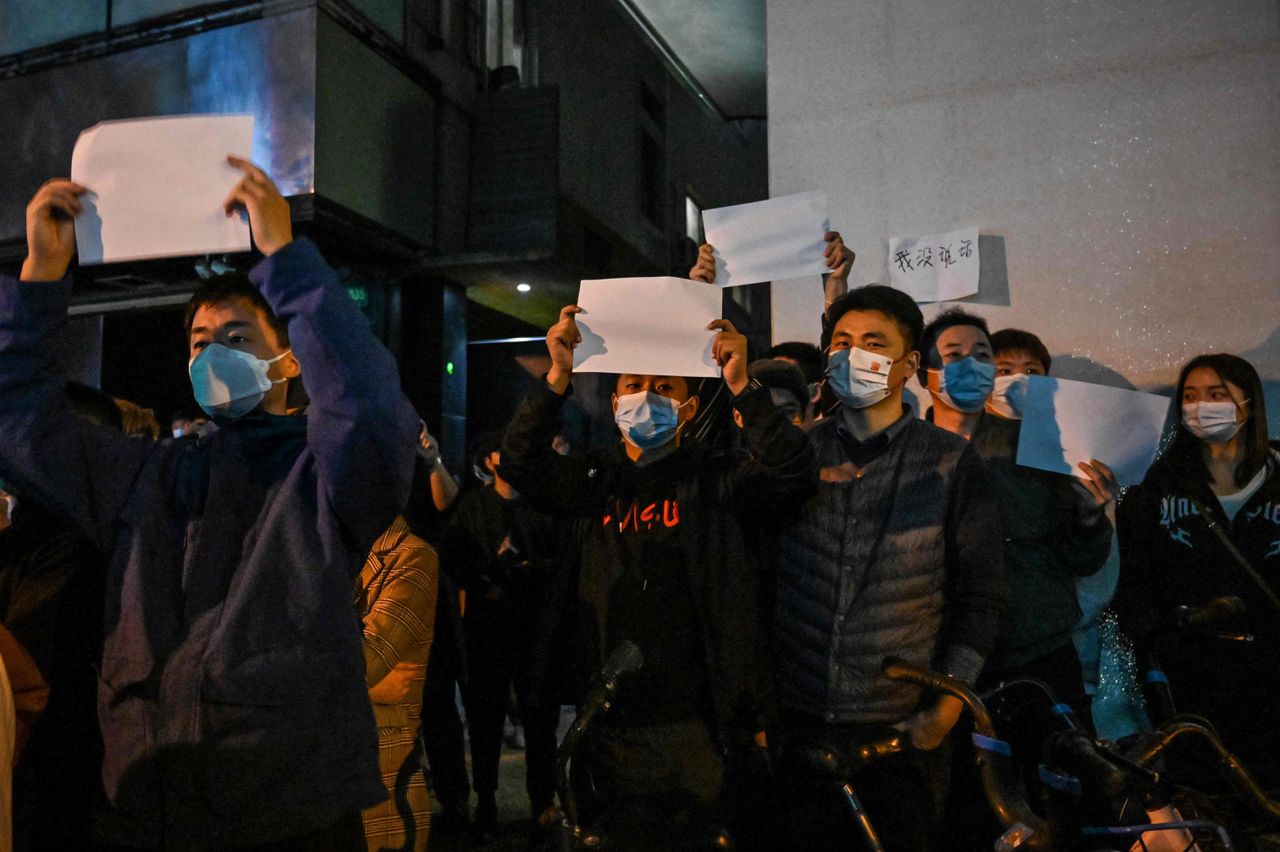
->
[923, 319, 1116, 847]
[917, 308, 999, 438]
[499, 305, 817, 846]
[0, 164, 418, 848]
[772, 286, 1009, 852]
[919, 316, 1116, 702]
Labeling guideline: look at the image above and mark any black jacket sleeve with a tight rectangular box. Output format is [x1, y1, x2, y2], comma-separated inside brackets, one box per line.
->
[716, 379, 819, 517]
[1051, 475, 1113, 578]
[1113, 485, 1162, 643]
[941, 444, 1010, 678]
[500, 380, 611, 518]
[441, 500, 480, 596]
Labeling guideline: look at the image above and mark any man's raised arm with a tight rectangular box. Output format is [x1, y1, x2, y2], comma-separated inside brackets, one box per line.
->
[228, 158, 419, 551]
[709, 320, 818, 514]
[500, 305, 608, 517]
[0, 180, 151, 550]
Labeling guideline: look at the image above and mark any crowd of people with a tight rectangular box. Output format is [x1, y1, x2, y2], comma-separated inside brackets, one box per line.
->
[0, 162, 1274, 852]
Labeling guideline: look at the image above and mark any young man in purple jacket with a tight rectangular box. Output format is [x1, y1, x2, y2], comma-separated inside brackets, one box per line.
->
[0, 162, 419, 849]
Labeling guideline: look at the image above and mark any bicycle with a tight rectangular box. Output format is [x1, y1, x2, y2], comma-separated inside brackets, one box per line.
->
[880, 655, 1280, 851]
[550, 641, 736, 851]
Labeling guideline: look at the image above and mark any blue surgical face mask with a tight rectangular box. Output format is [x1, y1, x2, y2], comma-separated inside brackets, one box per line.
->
[614, 391, 691, 451]
[189, 343, 292, 419]
[825, 347, 894, 409]
[931, 357, 995, 413]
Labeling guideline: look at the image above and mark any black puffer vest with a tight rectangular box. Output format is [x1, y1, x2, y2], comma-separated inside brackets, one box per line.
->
[774, 415, 975, 724]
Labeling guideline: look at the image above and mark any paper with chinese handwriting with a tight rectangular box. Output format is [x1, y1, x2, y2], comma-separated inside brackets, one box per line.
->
[71, 114, 254, 265]
[888, 226, 979, 302]
[1016, 375, 1170, 487]
[702, 191, 830, 287]
[573, 277, 721, 378]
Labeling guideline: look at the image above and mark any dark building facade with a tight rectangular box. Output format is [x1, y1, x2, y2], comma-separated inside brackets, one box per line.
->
[0, 0, 768, 465]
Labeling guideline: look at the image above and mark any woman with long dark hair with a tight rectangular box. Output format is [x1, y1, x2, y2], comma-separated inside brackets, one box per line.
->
[1115, 353, 1279, 786]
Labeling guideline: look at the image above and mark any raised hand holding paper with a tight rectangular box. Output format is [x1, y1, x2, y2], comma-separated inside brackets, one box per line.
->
[71, 114, 254, 264]
[1015, 375, 1169, 487]
[888, 225, 979, 303]
[702, 191, 829, 287]
[573, 278, 721, 378]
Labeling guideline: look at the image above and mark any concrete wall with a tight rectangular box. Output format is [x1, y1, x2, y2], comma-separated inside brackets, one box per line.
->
[768, 0, 1280, 431]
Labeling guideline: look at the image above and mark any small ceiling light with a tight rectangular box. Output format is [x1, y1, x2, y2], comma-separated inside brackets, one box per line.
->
[516, 282, 532, 293]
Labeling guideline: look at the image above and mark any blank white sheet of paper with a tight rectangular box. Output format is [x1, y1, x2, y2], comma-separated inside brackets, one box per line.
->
[71, 114, 254, 265]
[888, 225, 980, 302]
[573, 277, 721, 378]
[1016, 375, 1170, 487]
[702, 191, 830, 287]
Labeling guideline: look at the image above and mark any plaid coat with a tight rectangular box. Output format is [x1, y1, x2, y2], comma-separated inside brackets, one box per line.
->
[355, 516, 439, 852]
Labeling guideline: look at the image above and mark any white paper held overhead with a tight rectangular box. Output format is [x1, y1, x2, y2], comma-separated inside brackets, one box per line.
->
[888, 225, 979, 303]
[702, 191, 830, 287]
[71, 114, 255, 265]
[1016, 375, 1170, 487]
[573, 278, 721, 378]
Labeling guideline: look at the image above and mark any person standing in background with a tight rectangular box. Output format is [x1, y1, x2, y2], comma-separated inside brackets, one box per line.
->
[1116, 353, 1280, 788]
[356, 516, 439, 852]
[917, 317, 1115, 711]
[443, 432, 562, 845]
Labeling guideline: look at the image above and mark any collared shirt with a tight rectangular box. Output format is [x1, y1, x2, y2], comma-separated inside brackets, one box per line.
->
[835, 404, 914, 468]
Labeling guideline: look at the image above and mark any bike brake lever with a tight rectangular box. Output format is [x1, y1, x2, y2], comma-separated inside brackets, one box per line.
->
[994, 822, 1036, 851]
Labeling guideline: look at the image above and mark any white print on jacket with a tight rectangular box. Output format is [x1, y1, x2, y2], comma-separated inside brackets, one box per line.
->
[1158, 497, 1280, 555]
[1160, 496, 1200, 549]
[1243, 501, 1280, 559]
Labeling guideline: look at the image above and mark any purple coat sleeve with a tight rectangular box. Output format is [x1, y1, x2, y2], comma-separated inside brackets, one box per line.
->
[0, 276, 151, 550]
[249, 239, 418, 550]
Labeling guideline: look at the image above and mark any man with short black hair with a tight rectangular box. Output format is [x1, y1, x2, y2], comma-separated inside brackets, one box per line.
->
[735, 359, 810, 428]
[988, 329, 1051, 377]
[0, 164, 418, 848]
[772, 285, 1008, 851]
[938, 325, 1115, 848]
[500, 306, 816, 846]
[973, 328, 1114, 698]
[918, 318, 1114, 700]
[916, 308, 996, 439]
[764, 342, 823, 387]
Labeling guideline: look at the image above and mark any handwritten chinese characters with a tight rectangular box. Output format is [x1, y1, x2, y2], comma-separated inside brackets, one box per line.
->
[888, 226, 980, 303]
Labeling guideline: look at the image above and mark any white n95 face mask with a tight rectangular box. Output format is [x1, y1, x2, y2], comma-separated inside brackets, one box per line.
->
[189, 343, 291, 419]
[988, 374, 1031, 420]
[1182, 400, 1246, 444]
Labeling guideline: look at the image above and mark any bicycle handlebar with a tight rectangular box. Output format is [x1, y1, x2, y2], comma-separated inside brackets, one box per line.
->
[1125, 719, 1280, 826]
[881, 657, 1053, 850]
[783, 732, 905, 782]
[554, 642, 645, 848]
